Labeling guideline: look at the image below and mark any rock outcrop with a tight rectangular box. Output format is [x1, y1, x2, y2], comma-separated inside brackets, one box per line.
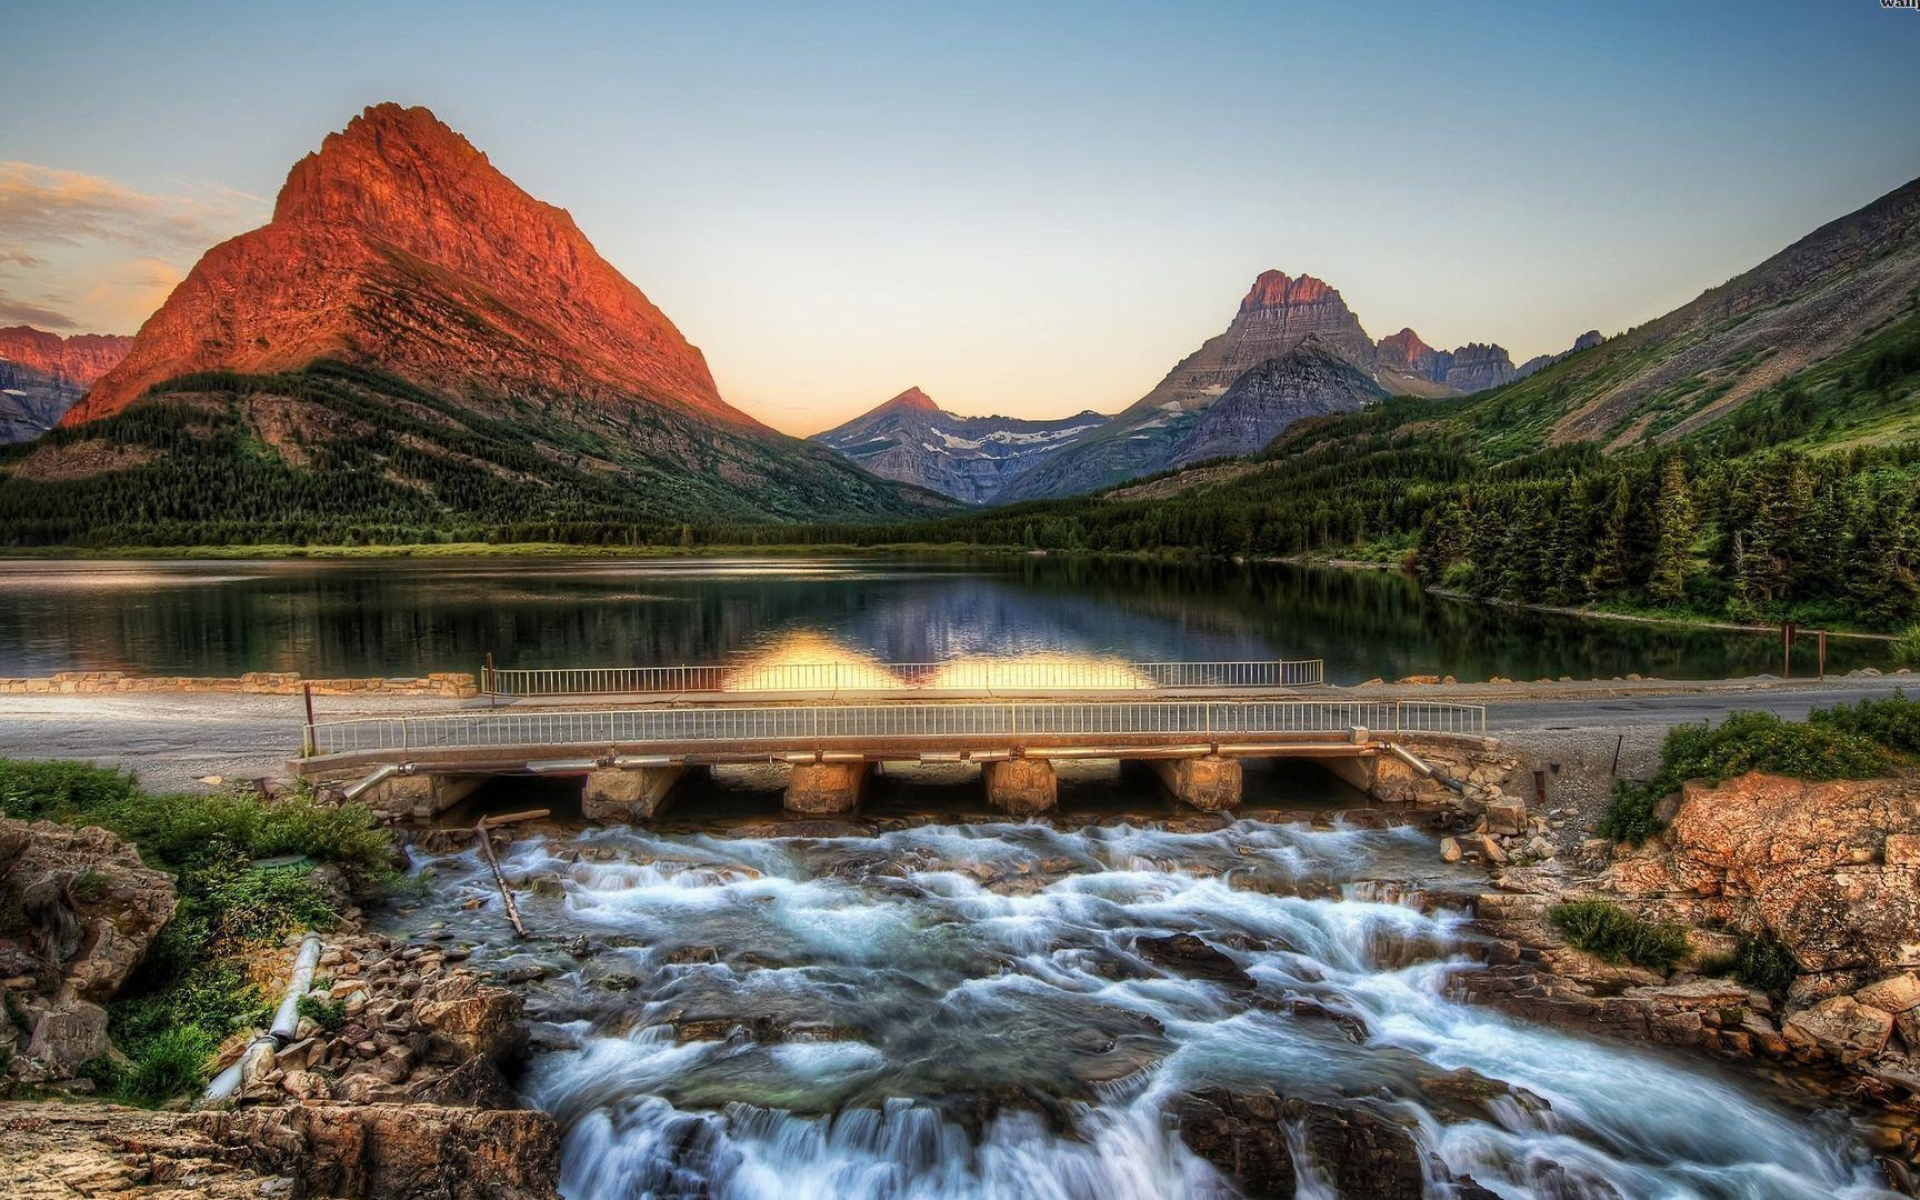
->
[1609, 772, 1920, 977]
[0, 1103, 559, 1200]
[810, 386, 1109, 504]
[0, 819, 177, 1081]
[190, 1104, 559, 1200]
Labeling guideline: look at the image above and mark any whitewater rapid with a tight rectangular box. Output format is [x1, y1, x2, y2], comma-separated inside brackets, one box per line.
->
[398, 818, 1898, 1200]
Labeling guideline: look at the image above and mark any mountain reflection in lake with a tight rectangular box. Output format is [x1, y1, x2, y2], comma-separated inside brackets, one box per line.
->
[0, 556, 1880, 681]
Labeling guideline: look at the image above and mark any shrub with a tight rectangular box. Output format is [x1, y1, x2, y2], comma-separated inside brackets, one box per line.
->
[1549, 899, 1691, 973]
[1811, 689, 1920, 756]
[1702, 933, 1799, 994]
[1895, 623, 1920, 666]
[1599, 711, 1889, 843]
[0, 759, 140, 822]
[297, 993, 348, 1032]
[251, 793, 397, 888]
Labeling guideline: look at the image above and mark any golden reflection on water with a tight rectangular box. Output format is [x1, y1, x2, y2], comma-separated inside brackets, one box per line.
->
[723, 634, 1153, 691]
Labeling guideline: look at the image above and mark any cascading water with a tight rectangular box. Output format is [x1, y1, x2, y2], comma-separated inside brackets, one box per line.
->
[396, 817, 1900, 1199]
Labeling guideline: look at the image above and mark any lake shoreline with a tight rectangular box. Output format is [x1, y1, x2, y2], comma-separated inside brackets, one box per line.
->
[9, 541, 1904, 644]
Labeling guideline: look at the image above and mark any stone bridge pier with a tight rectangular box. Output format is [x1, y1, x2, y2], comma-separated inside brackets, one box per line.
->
[983, 758, 1057, 815]
[1149, 755, 1243, 811]
[785, 761, 870, 815]
[583, 765, 695, 823]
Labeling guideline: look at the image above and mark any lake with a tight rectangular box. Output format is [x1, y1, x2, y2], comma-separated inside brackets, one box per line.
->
[0, 555, 1881, 682]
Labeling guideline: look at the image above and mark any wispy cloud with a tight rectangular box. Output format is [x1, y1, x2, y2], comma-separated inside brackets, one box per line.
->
[0, 295, 80, 329]
[0, 163, 262, 333]
[0, 161, 261, 251]
[0, 245, 47, 272]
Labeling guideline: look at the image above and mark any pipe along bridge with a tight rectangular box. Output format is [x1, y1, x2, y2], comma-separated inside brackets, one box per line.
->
[295, 698, 1490, 822]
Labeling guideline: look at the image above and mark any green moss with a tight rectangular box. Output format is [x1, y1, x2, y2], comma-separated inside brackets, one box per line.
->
[1549, 900, 1691, 973]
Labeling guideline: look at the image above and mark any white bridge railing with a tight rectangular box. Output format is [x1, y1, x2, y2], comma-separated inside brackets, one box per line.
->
[481, 658, 1325, 698]
[304, 699, 1484, 757]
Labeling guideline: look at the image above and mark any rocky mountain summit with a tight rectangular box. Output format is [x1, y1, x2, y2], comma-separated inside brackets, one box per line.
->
[993, 269, 1528, 501]
[810, 386, 1108, 504]
[18, 103, 946, 531]
[1167, 335, 1389, 464]
[0, 327, 132, 444]
[67, 103, 731, 429]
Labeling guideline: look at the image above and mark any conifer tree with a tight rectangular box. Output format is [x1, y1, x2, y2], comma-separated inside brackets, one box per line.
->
[1649, 457, 1693, 606]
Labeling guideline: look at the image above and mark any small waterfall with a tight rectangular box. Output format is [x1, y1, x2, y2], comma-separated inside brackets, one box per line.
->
[404, 819, 1900, 1200]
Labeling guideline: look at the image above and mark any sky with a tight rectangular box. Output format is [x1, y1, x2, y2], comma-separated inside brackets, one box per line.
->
[3, 2, 1918, 436]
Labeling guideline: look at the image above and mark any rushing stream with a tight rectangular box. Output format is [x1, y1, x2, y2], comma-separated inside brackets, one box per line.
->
[395, 813, 1898, 1199]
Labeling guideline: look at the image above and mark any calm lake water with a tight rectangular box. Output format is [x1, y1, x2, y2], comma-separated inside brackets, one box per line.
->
[0, 555, 1882, 682]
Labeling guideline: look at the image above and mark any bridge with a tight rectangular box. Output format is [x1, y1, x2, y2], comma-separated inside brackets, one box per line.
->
[477, 657, 1328, 700]
[295, 661, 1491, 823]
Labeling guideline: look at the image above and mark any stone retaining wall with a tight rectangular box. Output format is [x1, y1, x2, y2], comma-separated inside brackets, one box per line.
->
[0, 670, 478, 698]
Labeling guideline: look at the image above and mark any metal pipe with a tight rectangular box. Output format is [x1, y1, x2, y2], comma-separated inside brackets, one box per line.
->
[341, 764, 398, 801]
[269, 934, 324, 1042]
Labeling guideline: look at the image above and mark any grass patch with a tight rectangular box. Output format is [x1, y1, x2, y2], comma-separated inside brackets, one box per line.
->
[297, 993, 348, 1033]
[1599, 710, 1891, 843]
[1701, 933, 1800, 995]
[0, 758, 394, 1105]
[1549, 899, 1691, 973]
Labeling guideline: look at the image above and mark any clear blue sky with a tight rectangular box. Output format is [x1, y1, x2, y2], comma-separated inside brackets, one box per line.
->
[3, 0, 1917, 433]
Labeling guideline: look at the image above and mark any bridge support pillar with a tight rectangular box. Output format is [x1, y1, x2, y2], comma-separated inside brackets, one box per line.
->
[1321, 756, 1377, 797]
[366, 773, 485, 821]
[583, 765, 692, 823]
[1150, 755, 1242, 811]
[785, 762, 868, 816]
[982, 758, 1056, 816]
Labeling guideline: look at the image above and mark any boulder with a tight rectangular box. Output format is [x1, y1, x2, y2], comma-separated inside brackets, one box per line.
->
[1135, 934, 1254, 991]
[1857, 972, 1920, 1015]
[0, 818, 176, 1000]
[415, 975, 525, 1064]
[1783, 996, 1894, 1064]
[1172, 1088, 1423, 1200]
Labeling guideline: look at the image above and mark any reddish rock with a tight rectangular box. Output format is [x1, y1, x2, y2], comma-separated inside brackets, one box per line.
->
[0, 327, 132, 386]
[1612, 772, 1920, 974]
[65, 103, 742, 431]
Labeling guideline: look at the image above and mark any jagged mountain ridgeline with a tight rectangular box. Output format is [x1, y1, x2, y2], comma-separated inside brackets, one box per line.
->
[809, 388, 1108, 504]
[990, 270, 1556, 503]
[0, 327, 132, 445]
[0, 104, 951, 544]
[855, 173, 1920, 635]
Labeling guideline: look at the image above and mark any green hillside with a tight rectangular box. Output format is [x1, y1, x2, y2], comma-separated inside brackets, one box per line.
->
[0, 360, 951, 547]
